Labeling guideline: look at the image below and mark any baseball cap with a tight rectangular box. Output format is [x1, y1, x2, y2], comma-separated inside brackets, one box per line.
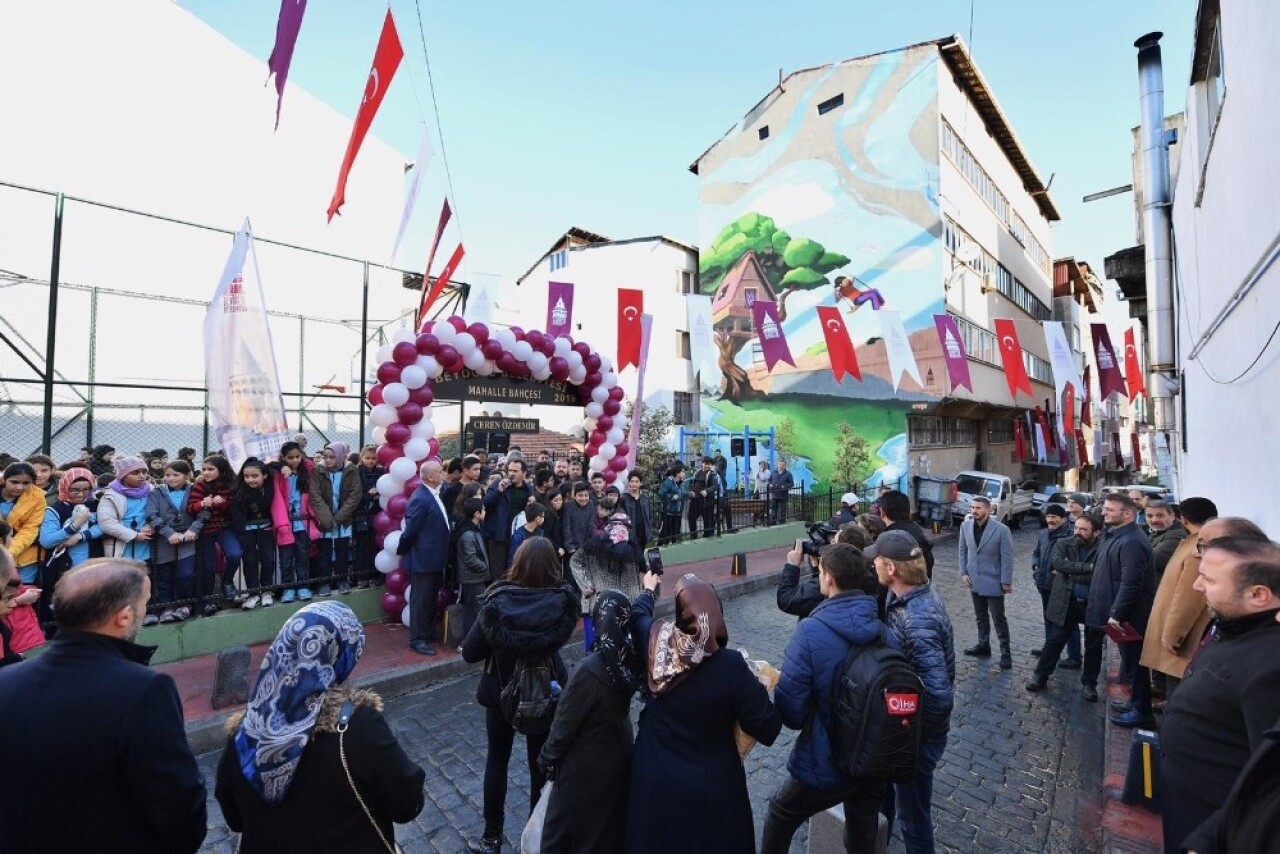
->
[841, 492, 858, 506]
[864, 529, 922, 562]
[1042, 503, 1068, 519]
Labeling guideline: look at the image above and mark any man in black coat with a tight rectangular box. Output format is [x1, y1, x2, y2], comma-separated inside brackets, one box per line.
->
[0, 558, 207, 852]
[878, 489, 935, 579]
[1161, 535, 1280, 854]
[1031, 504, 1078, 665]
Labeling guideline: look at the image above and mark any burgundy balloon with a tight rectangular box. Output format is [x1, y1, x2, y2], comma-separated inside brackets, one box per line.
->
[525, 330, 544, 351]
[409, 385, 434, 407]
[415, 333, 440, 355]
[385, 569, 409, 595]
[376, 444, 403, 468]
[496, 353, 517, 374]
[373, 511, 396, 535]
[608, 386, 625, 401]
[384, 423, 411, 446]
[436, 344, 459, 366]
[428, 438, 440, 456]
[584, 371, 602, 389]
[602, 400, 621, 416]
[366, 383, 385, 406]
[614, 442, 630, 458]
[467, 323, 490, 344]
[448, 315, 467, 333]
[374, 531, 386, 550]
[590, 430, 606, 443]
[596, 415, 613, 432]
[572, 341, 591, 357]
[482, 339, 504, 360]
[548, 356, 570, 380]
[376, 362, 401, 385]
[387, 494, 409, 518]
[392, 342, 417, 367]
[397, 402, 424, 425]
[601, 469, 618, 484]
[380, 592, 405, 616]
[584, 353, 602, 372]
[509, 326, 524, 340]
[609, 456, 629, 472]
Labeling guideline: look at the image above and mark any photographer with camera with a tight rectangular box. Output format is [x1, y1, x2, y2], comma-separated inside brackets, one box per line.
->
[777, 524, 835, 618]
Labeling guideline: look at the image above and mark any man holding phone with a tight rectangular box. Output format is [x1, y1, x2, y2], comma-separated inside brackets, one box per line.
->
[482, 460, 530, 581]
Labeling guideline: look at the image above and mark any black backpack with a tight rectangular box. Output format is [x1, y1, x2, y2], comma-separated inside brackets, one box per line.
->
[497, 653, 560, 735]
[827, 628, 924, 782]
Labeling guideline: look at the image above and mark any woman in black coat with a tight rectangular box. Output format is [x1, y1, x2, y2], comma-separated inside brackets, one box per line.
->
[462, 537, 579, 853]
[537, 590, 640, 853]
[215, 601, 425, 853]
[627, 572, 781, 853]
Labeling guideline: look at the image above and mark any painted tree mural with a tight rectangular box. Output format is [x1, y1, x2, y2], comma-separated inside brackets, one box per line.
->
[701, 212, 849, 402]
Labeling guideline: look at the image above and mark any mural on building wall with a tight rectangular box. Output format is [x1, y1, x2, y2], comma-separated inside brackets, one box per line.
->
[696, 46, 944, 492]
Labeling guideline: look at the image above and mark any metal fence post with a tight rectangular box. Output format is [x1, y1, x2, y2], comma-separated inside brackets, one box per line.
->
[40, 192, 65, 453]
[85, 285, 98, 450]
[358, 261, 370, 448]
[297, 316, 306, 433]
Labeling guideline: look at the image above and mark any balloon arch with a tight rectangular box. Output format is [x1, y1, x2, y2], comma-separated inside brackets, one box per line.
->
[364, 315, 629, 625]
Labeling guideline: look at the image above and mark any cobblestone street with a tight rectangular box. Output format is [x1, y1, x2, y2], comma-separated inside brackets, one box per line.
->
[199, 526, 1105, 852]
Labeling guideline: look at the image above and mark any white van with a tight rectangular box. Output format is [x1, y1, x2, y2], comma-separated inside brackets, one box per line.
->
[953, 471, 1033, 529]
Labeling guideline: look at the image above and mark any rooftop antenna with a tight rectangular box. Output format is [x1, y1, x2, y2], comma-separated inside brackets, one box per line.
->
[778, 67, 785, 92]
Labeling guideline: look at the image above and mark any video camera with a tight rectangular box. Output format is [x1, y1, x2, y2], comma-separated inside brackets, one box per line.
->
[801, 522, 837, 559]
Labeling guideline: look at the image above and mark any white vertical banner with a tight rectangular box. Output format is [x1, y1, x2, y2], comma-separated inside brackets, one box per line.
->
[686, 294, 715, 379]
[1042, 321, 1083, 400]
[878, 310, 922, 391]
[626, 313, 653, 470]
[467, 278, 496, 325]
[204, 219, 291, 473]
[390, 129, 435, 264]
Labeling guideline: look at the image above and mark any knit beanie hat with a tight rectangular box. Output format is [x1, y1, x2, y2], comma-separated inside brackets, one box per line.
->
[112, 455, 148, 478]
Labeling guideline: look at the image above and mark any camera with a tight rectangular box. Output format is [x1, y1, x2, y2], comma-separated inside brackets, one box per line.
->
[645, 547, 665, 576]
[801, 522, 837, 558]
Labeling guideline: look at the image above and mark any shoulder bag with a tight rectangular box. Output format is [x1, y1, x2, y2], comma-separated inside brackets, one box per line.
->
[337, 700, 405, 854]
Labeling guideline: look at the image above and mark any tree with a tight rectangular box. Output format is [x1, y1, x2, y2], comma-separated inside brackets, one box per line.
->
[772, 417, 799, 469]
[625, 401, 675, 483]
[830, 421, 872, 491]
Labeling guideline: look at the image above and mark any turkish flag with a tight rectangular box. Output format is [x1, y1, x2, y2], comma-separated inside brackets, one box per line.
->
[1013, 420, 1028, 462]
[421, 199, 452, 288]
[328, 11, 403, 221]
[1062, 384, 1076, 439]
[1131, 433, 1143, 469]
[1081, 364, 1092, 427]
[418, 243, 464, 328]
[816, 306, 862, 381]
[1124, 328, 1147, 402]
[617, 288, 643, 369]
[995, 318, 1033, 400]
[1076, 433, 1090, 468]
[1112, 431, 1124, 469]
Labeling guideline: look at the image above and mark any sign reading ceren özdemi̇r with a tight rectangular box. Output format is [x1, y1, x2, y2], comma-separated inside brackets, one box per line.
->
[433, 370, 580, 407]
[467, 416, 540, 433]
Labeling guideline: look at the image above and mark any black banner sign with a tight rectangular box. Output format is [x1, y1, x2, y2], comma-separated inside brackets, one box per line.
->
[467, 416, 540, 433]
[433, 371, 580, 407]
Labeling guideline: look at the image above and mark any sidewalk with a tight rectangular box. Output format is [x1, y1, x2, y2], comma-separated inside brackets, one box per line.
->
[1097, 648, 1164, 852]
[174, 540, 797, 754]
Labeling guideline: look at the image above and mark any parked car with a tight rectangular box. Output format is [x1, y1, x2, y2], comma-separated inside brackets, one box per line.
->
[1097, 484, 1178, 505]
[953, 471, 1034, 529]
[1021, 480, 1064, 519]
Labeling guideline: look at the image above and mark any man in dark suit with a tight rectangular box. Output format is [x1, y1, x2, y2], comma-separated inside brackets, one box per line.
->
[0, 558, 208, 852]
[397, 460, 452, 655]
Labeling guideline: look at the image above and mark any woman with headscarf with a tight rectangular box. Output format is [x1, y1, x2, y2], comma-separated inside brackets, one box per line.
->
[97, 456, 154, 563]
[537, 590, 640, 853]
[626, 572, 781, 853]
[87, 444, 116, 478]
[37, 467, 103, 634]
[215, 601, 425, 852]
[310, 441, 362, 595]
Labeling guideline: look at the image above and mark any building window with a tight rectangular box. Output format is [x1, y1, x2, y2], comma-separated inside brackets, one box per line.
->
[1198, 16, 1226, 176]
[743, 287, 758, 306]
[678, 269, 694, 294]
[673, 392, 696, 425]
[943, 216, 1052, 321]
[908, 416, 976, 447]
[951, 313, 1053, 385]
[817, 94, 844, 116]
[987, 420, 1015, 444]
[758, 126, 770, 141]
[677, 332, 691, 360]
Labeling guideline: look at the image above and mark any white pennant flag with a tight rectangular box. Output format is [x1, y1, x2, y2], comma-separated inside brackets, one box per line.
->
[686, 294, 716, 381]
[390, 129, 436, 264]
[1042, 321, 1083, 400]
[878, 310, 922, 391]
[467, 278, 496, 325]
[204, 219, 291, 474]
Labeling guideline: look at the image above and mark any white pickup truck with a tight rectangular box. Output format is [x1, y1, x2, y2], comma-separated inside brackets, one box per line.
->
[952, 470, 1034, 529]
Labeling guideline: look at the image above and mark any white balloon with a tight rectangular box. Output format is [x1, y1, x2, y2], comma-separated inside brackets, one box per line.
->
[599, 355, 613, 373]
[371, 404, 399, 427]
[389, 456, 418, 483]
[463, 348, 487, 370]
[375, 344, 393, 364]
[400, 365, 428, 390]
[495, 328, 516, 349]
[379, 493, 391, 510]
[382, 530, 402, 555]
[588, 455, 607, 472]
[411, 418, 436, 440]
[606, 428, 625, 445]
[527, 352, 548, 373]
[375, 549, 398, 573]
[376, 474, 400, 498]
[475, 361, 497, 376]
[512, 340, 534, 362]
[615, 416, 629, 432]
[371, 425, 386, 445]
[585, 401, 604, 419]
[454, 332, 476, 355]
[569, 365, 587, 384]
[599, 443, 616, 460]
[532, 365, 552, 381]
[566, 351, 583, 370]
[591, 385, 609, 404]
[404, 437, 430, 461]
[583, 417, 598, 433]
[433, 322, 457, 346]
[601, 371, 618, 389]
[554, 337, 571, 356]
[417, 354, 442, 378]
[393, 328, 416, 345]
[401, 603, 412, 627]
[382, 382, 410, 408]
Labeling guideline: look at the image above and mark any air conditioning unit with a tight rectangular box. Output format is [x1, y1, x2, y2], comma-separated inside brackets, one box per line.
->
[979, 274, 997, 295]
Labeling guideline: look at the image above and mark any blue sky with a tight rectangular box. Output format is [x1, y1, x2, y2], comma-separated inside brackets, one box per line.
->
[181, 0, 1195, 289]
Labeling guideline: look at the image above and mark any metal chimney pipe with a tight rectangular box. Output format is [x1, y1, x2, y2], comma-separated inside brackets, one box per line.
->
[1135, 32, 1176, 432]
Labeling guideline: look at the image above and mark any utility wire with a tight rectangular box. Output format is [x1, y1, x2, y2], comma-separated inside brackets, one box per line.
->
[411, 0, 464, 250]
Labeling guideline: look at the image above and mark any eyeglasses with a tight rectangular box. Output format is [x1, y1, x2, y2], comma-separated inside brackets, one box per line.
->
[67, 486, 93, 495]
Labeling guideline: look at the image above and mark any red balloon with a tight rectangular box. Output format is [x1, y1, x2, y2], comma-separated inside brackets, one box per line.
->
[614, 442, 630, 458]
[609, 456, 629, 472]
[380, 592, 405, 616]
[437, 344, 459, 366]
[373, 511, 396, 535]
[602, 400, 621, 416]
[376, 444, 403, 468]
[584, 371, 602, 388]
[584, 353, 602, 373]
[525, 330, 545, 351]
[392, 342, 417, 367]
[428, 438, 440, 456]
[416, 333, 440, 355]
[496, 353, 517, 374]
[601, 469, 618, 484]
[445, 355, 465, 373]
[385, 423, 411, 445]
[540, 337, 557, 357]
[385, 569, 409, 594]
[596, 415, 614, 432]
[448, 315, 467, 333]
[608, 386, 625, 401]
[374, 531, 386, 550]
[509, 326, 525, 339]
[409, 385, 434, 407]
[548, 357, 570, 380]
[590, 430, 606, 444]
[572, 342, 591, 357]
[367, 383, 385, 406]
[585, 443, 600, 458]
[468, 323, 490, 344]
[482, 339, 504, 360]
[377, 362, 402, 385]
[397, 402, 424, 425]
[387, 494, 409, 518]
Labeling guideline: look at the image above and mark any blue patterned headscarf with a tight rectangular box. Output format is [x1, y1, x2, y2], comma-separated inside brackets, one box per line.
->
[233, 601, 366, 803]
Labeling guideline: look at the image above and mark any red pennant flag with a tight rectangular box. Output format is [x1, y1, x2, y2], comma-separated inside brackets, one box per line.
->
[1111, 431, 1124, 469]
[1062, 384, 1076, 439]
[816, 306, 862, 381]
[1041, 402, 1057, 449]
[421, 199, 452, 284]
[417, 243, 464, 328]
[1013, 420, 1028, 462]
[617, 289, 643, 369]
[1131, 433, 1143, 469]
[1123, 328, 1146, 402]
[327, 11, 403, 221]
[994, 318, 1033, 400]
[1076, 433, 1089, 468]
[266, 0, 308, 130]
[1081, 364, 1092, 427]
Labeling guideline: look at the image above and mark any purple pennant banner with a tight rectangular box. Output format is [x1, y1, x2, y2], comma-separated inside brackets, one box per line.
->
[1090, 323, 1128, 401]
[932, 314, 973, 392]
[266, 0, 308, 130]
[751, 300, 795, 372]
[546, 281, 574, 338]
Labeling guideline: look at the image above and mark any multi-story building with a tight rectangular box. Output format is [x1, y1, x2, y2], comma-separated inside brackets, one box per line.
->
[690, 35, 1070, 492]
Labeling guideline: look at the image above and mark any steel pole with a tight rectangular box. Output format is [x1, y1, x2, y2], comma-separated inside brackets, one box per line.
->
[41, 193, 65, 453]
[358, 262, 370, 448]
